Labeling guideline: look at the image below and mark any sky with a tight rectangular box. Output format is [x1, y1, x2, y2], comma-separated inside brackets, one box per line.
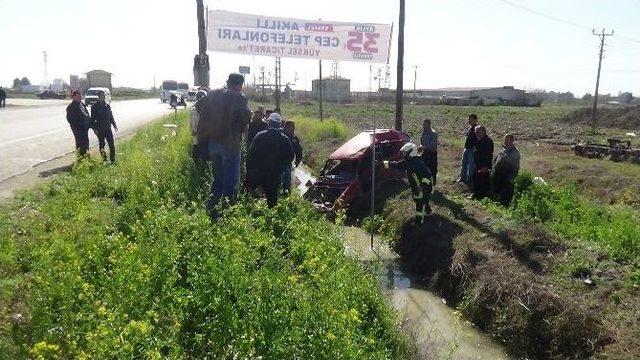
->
[0, 0, 639, 95]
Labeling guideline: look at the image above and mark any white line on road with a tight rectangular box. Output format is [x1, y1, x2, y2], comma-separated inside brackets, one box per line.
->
[0, 128, 68, 148]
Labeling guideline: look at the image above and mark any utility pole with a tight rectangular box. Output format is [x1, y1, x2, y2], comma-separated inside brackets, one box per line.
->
[274, 57, 281, 109]
[394, 0, 405, 131]
[413, 65, 418, 101]
[318, 60, 324, 121]
[42, 50, 48, 88]
[591, 28, 614, 131]
[193, 0, 210, 88]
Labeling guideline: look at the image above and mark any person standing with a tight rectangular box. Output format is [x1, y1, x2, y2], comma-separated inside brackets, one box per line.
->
[66, 90, 91, 157]
[246, 113, 294, 208]
[472, 126, 494, 200]
[189, 90, 209, 166]
[420, 118, 438, 186]
[246, 109, 268, 149]
[198, 73, 252, 217]
[457, 114, 478, 184]
[281, 120, 303, 194]
[380, 143, 433, 224]
[0, 86, 6, 108]
[90, 91, 118, 163]
[493, 134, 520, 206]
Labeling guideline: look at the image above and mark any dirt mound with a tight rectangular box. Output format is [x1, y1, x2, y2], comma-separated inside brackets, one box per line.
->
[561, 106, 640, 129]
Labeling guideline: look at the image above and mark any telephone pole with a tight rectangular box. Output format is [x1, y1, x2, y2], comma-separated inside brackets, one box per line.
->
[394, 0, 405, 131]
[413, 65, 418, 101]
[193, 0, 210, 88]
[591, 28, 614, 131]
[42, 50, 48, 88]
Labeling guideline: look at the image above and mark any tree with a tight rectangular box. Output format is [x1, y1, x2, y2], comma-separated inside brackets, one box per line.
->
[12, 78, 21, 89]
[20, 77, 31, 86]
[582, 93, 593, 102]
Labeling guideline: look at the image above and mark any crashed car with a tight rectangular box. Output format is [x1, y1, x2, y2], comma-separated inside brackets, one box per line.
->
[305, 129, 410, 213]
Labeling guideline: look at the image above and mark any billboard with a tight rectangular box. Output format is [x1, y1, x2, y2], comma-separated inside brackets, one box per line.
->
[238, 66, 250, 74]
[69, 75, 79, 91]
[208, 10, 392, 63]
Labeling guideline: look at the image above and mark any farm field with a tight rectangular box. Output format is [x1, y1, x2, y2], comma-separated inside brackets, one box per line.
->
[0, 112, 409, 359]
[282, 101, 640, 359]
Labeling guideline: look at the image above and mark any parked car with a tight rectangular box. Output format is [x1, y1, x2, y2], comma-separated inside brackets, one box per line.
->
[84, 87, 111, 107]
[305, 129, 410, 214]
[36, 90, 66, 99]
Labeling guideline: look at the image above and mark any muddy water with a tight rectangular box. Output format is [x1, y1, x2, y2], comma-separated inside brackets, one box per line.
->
[294, 167, 510, 360]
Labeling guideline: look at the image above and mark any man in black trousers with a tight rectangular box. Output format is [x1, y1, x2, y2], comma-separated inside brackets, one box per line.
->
[66, 90, 91, 157]
[91, 91, 118, 163]
[472, 125, 494, 200]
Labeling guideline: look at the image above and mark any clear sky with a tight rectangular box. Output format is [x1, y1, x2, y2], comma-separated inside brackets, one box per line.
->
[1, 0, 638, 95]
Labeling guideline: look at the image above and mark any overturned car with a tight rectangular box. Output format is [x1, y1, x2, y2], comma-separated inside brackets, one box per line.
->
[304, 129, 410, 213]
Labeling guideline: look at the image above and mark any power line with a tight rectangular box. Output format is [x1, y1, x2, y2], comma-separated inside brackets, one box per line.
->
[495, 0, 591, 30]
[494, 0, 640, 43]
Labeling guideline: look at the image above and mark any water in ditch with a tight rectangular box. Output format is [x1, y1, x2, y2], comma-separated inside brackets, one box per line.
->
[294, 166, 510, 360]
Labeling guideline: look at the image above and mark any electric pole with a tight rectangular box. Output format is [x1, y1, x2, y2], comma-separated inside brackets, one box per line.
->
[319, 60, 324, 121]
[42, 50, 48, 88]
[413, 65, 418, 101]
[395, 0, 405, 131]
[193, 0, 210, 88]
[591, 28, 614, 131]
[274, 57, 281, 109]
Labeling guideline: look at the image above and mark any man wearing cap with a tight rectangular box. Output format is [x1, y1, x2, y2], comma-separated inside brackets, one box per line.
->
[90, 91, 118, 163]
[246, 113, 294, 208]
[198, 73, 252, 217]
[66, 90, 91, 157]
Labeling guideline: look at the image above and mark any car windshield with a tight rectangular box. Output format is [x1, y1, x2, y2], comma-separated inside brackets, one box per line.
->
[178, 83, 189, 90]
[85, 90, 102, 96]
[162, 81, 178, 90]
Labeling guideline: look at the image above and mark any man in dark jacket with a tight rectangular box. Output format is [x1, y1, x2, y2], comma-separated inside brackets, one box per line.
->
[420, 118, 438, 186]
[472, 125, 494, 200]
[456, 114, 477, 184]
[66, 90, 91, 157]
[381, 143, 433, 224]
[91, 91, 118, 163]
[246, 113, 294, 208]
[281, 120, 303, 194]
[0, 87, 6, 108]
[198, 73, 252, 217]
[246, 109, 267, 149]
[493, 134, 520, 206]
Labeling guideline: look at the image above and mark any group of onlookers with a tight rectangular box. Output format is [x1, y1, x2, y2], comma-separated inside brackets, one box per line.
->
[66, 90, 118, 163]
[190, 73, 303, 218]
[456, 114, 521, 205]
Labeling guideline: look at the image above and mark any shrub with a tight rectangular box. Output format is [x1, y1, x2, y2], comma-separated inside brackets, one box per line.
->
[0, 112, 407, 358]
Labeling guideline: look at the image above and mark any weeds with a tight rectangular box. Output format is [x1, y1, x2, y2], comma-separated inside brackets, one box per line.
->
[0, 112, 408, 358]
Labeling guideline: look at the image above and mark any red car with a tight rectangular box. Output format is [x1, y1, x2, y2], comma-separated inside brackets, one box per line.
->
[306, 129, 410, 213]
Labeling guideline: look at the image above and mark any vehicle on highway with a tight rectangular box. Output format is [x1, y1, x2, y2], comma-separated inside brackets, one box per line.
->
[84, 87, 111, 107]
[186, 89, 199, 102]
[160, 80, 178, 103]
[305, 129, 410, 214]
[36, 90, 66, 99]
[178, 82, 190, 97]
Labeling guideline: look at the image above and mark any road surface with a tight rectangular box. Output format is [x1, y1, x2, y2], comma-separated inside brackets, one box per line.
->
[0, 99, 171, 182]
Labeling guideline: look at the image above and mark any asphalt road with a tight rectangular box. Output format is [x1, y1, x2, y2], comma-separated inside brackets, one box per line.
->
[0, 99, 171, 182]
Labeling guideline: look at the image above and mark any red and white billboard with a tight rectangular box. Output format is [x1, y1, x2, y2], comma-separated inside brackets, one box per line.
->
[208, 10, 392, 63]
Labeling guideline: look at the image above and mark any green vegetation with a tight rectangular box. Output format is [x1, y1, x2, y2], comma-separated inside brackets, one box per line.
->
[291, 115, 350, 143]
[0, 112, 408, 358]
[512, 172, 640, 263]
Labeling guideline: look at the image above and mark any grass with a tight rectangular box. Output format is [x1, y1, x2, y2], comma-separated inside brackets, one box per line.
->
[511, 172, 640, 264]
[0, 111, 408, 358]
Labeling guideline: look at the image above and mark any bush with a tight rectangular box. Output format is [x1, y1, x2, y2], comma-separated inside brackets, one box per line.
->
[0, 112, 407, 358]
[511, 173, 640, 262]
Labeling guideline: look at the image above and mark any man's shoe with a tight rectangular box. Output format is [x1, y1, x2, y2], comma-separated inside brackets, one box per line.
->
[455, 178, 464, 183]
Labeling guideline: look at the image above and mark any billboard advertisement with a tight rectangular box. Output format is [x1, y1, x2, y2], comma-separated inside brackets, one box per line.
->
[208, 10, 392, 63]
